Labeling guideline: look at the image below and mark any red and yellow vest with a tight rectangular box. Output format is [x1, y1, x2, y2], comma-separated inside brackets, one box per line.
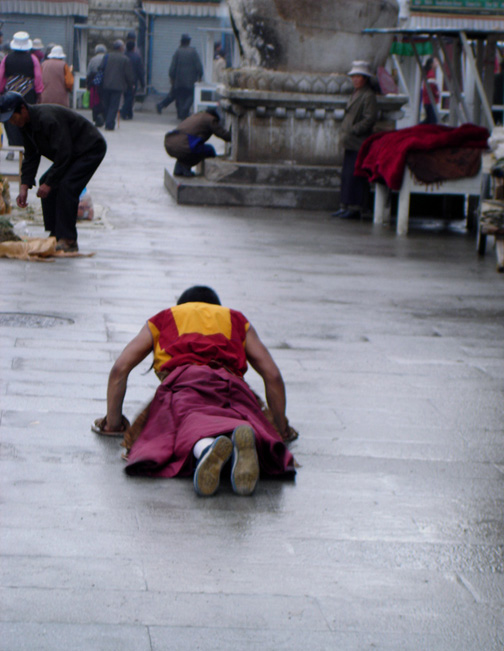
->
[147, 302, 250, 378]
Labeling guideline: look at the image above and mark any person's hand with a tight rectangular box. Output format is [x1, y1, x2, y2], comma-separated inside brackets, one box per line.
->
[91, 415, 130, 436]
[16, 184, 29, 208]
[281, 423, 299, 443]
[36, 183, 51, 199]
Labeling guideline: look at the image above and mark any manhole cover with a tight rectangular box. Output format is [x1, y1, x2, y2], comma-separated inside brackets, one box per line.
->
[0, 312, 74, 328]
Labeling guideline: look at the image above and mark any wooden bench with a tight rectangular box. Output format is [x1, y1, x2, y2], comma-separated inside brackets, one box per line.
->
[0, 146, 24, 185]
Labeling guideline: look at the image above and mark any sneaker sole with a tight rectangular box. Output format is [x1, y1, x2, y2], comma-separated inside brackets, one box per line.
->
[193, 436, 233, 497]
[231, 426, 259, 496]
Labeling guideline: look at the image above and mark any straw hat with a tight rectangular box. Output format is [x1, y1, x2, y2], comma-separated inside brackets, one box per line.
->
[48, 45, 66, 59]
[348, 60, 373, 77]
[10, 31, 33, 51]
[32, 38, 44, 50]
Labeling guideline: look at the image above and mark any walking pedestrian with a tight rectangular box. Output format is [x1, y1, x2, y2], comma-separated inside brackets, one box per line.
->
[167, 34, 203, 120]
[0, 31, 43, 147]
[41, 45, 74, 107]
[31, 38, 45, 63]
[86, 44, 107, 127]
[120, 39, 145, 120]
[101, 40, 134, 131]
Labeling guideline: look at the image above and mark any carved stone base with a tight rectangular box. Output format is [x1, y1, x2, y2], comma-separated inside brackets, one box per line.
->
[220, 84, 407, 166]
[165, 160, 340, 211]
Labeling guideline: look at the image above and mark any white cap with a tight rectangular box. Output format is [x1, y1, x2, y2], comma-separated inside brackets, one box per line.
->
[48, 45, 66, 59]
[348, 60, 373, 77]
[10, 31, 33, 51]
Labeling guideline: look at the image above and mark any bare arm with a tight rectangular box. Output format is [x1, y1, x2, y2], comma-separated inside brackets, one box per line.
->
[245, 325, 288, 437]
[104, 324, 153, 431]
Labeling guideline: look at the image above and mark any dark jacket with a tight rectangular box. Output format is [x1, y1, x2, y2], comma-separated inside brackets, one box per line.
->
[340, 85, 378, 152]
[169, 45, 203, 90]
[20, 104, 106, 188]
[164, 111, 231, 158]
[126, 50, 145, 89]
[103, 51, 134, 93]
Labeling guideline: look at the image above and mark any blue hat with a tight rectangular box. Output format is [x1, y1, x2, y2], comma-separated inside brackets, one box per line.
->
[0, 91, 24, 122]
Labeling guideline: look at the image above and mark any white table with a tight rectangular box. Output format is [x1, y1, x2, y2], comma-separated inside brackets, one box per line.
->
[374, 166, 482, 235]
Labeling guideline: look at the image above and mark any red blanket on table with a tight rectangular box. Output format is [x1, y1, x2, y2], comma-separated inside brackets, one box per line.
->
[355, 123, 489, 191]
[125, 364, 296, 479]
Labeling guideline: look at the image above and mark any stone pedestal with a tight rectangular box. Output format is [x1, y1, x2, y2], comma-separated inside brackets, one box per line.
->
[165, 70, 407, 210]
[164, 0, 404, 209]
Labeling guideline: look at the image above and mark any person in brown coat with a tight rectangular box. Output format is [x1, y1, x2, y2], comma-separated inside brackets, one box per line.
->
[333, 60, 378, 220]
[164, 108, 231, 177]
[41, 45, 74, 107]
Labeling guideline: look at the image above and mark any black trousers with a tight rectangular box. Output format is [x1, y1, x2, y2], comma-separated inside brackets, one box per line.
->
[174, 87, 194, 120]
[120, 86, 136, 119]
[340, 149, 367, 208]
[40, 141, 107, 241]
[421, 104, 437, 125]
[158, 88, 175, 109]
[102, 89, 122, 130]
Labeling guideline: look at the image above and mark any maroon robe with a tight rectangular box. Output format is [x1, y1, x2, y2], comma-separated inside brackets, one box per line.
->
[125, 364, 296, 479]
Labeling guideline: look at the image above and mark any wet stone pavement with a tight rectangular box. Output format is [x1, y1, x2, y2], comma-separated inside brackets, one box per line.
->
[0, 109, 503, 650]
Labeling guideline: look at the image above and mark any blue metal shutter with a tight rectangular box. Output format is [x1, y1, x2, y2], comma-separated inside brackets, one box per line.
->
[150, 16, 220, 95]
[2, 16, 74, 65]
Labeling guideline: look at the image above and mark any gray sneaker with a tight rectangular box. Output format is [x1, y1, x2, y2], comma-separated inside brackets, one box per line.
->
[231, 426, 259, 496]
[193, 436, 233, 496]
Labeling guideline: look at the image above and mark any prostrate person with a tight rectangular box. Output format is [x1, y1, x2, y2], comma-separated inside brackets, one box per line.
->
[164, 108, 231, 177]
[0, 91, 107, 252]
[92, 286, 298, 497]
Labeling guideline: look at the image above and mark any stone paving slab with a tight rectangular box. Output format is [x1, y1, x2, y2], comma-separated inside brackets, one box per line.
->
[1, 109, 504, 650]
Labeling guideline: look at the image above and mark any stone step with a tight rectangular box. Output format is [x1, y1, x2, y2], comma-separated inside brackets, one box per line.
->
[164, 169, 339, 210]
[203, 159, 341, 189]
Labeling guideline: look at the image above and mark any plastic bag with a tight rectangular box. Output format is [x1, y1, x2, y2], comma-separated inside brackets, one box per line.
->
[77, 190, 94, 221]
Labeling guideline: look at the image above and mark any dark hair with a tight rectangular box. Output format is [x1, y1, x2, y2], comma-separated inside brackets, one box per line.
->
[126, 40, 135, 52]
[181, 34, 191, 45]
[424, 57, 435, 73]
[206, 107, 220, 119]
[177, 286, 221, 305]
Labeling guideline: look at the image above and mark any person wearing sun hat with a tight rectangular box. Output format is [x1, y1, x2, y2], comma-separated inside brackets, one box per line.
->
[0, 31, 43, 147]
[32, 38, 45, 62]
[41, 45, 74, 106]
[332, 60, 378, 220]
